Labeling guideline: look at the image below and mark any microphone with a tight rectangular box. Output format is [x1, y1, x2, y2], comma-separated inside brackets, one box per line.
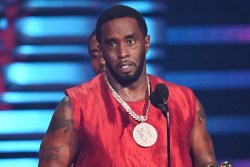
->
[150, 91, 160, 108]
[150, 83, 170, 167]
[150, 83, 169, 118]
[155, 83, 169, 106]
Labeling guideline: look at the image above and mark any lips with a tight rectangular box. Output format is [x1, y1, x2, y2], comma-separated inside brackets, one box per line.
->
[116, 61, 133, 69]
[116, 61, 134, 73]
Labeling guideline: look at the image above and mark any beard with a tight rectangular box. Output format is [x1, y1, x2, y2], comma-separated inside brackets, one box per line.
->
[105, 53, 146, 87]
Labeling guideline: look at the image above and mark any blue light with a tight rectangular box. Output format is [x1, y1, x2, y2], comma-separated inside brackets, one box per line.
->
[0, 140, 41, 152]
[119, 1, 165, 13]
[16, 45, 87, 55]
[146, 17, 165, 45]
[0, 18, 8, 30]
[0, 158, 38, 167]
[16, 16, 97, 37]
[146, 47, 165, 61]
[4, 62, 95, 85]
[207, 116, 250, 135]
[0, 110, 53, 134]
[147, 64, 164, 76]
[164, 70, 250, 90]
[0, 91, 64, 103]
[25, 1, 96, 8]
[166, 25, 250, 44]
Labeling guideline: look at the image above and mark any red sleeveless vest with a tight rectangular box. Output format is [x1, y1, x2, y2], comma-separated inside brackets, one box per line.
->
[65, 73, 196, 167]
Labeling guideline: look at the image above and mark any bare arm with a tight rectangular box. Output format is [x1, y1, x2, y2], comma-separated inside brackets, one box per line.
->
[190, 98, 217, 167]
[38, 96, 79, 167]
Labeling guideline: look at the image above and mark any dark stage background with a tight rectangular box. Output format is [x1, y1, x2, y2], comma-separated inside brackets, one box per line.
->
[0, 0, 250, 166]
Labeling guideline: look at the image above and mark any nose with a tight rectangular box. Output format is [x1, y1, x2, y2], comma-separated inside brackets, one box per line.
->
[118, 42, 129, 58]
[99, 56, 105, 65]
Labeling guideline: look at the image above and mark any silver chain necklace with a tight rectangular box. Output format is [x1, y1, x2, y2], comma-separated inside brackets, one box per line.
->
[105, 75, 158, 147]
[105, 75, 151, 123]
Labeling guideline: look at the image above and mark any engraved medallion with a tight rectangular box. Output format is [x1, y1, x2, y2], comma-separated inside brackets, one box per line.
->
[133, 122, 158, 147]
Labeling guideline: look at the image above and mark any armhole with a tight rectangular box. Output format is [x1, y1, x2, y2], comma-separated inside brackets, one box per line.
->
[191, 91, 197, 125]
[184, 87, 197, 126]
[65, 90, 79, 132]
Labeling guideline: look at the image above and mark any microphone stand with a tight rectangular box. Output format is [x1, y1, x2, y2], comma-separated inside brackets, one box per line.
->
[159, 102, 170, 167]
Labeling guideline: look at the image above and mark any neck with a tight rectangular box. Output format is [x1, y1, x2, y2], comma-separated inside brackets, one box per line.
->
[105, 73, 149, 102]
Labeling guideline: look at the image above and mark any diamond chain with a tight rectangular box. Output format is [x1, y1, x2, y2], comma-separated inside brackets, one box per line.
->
[105, 75, 151, 123]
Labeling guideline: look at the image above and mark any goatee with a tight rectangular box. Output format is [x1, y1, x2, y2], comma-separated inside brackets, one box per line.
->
[105, 54, 146, 87]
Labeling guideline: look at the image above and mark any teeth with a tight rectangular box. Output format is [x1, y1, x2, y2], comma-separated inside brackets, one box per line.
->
[121, 65, 129, 69]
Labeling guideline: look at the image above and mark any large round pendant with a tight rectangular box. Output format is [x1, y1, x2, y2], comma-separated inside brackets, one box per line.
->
[133, 122, 158, 147]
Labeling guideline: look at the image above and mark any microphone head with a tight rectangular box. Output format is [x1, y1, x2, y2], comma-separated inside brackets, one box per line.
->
[155, 83, 169, 101]
[150, 91, 160, 108]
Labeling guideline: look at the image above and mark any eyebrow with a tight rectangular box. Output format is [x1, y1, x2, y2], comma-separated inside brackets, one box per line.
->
[104, 38, 116, 44]
[125, 33, 137, 39]
[89, 48, 99, 54]
[104, 33, 137, 43]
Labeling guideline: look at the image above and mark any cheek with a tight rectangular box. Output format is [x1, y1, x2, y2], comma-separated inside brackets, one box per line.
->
[131, 49, 143, 60]
[103, 51, 116, 62]
[103, 55, 116, 69]
[91, 60, 99, 67]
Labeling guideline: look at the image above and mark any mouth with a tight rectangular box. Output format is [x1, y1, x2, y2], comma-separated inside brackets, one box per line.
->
[116, 62, 134, 73]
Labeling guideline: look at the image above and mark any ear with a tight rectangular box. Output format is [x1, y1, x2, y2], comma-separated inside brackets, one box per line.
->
[97, 44, 104, 59]
[145, 35, 150, 53]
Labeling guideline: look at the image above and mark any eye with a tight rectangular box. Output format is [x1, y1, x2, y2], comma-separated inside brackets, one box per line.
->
[108, 42, 118, 48]
[91, 53, 99, 60]
[127, 38, 135, 45]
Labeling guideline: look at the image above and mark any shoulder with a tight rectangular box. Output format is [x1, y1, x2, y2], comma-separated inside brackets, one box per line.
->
[148, 74, 196, 108]
[148, 74, 194, 94]
[55, 96, 72, 116]
[65, 74, 105, 97]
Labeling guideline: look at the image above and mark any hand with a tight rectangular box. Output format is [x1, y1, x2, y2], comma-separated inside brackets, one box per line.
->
[219, 161, 234, 167]
[207, 161, 234, 167]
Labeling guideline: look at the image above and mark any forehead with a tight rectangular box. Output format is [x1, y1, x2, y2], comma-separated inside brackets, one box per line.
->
[90, 35, 98, 45]
[100, 17, 141, 39]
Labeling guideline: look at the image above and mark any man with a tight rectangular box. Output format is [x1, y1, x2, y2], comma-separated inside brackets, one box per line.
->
[38, 5, 217, 167]
[88, 30, 106, 75]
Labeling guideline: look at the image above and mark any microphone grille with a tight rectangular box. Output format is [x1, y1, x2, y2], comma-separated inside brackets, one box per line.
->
[155, 83, 169, 100]
[150, 91, 160, 108]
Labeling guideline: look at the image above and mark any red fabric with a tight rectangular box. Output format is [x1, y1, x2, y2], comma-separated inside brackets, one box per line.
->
[65, 73, 196, 167]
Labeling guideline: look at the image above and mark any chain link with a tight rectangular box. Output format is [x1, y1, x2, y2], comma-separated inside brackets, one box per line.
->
[105, 75, 151, 123]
